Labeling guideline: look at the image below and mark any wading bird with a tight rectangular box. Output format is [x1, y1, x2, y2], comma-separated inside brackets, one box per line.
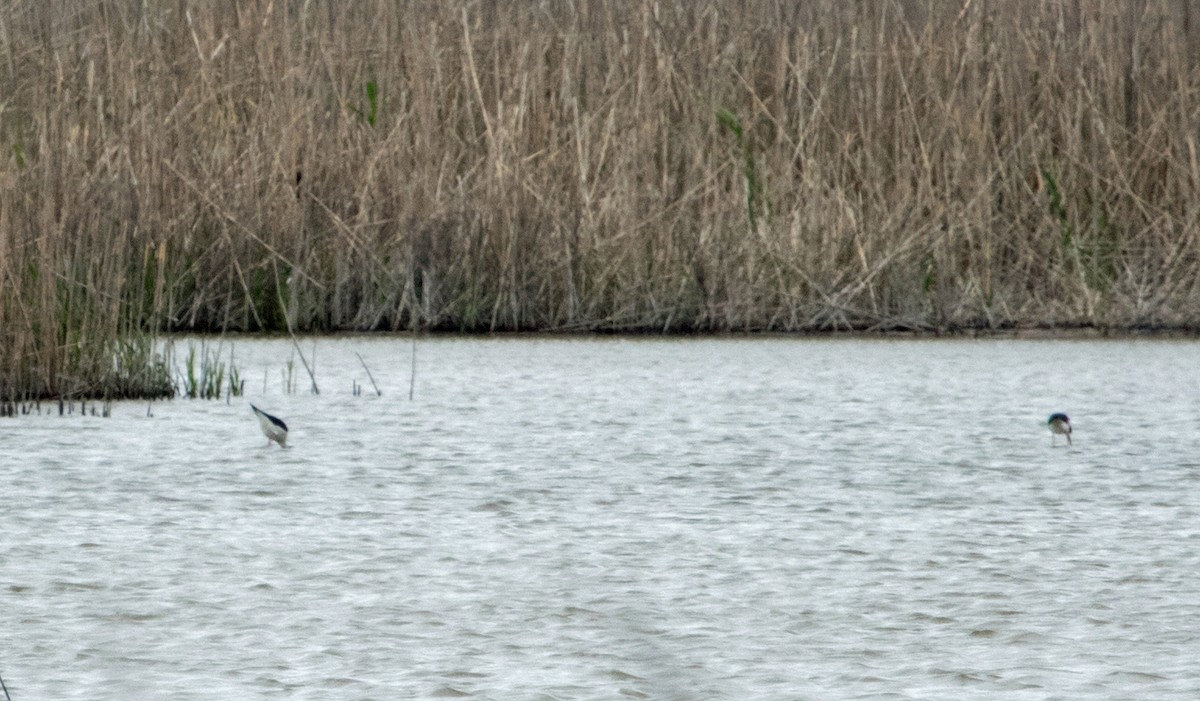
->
[1047, 412, 1071, 446]
[251, 404, 288, 448]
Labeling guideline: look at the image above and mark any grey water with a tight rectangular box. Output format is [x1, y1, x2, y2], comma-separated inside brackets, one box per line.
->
[3, 337, 1200, 700]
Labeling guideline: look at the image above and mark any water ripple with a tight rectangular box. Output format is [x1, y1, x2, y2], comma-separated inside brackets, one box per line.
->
[3, 337, 1200, 698]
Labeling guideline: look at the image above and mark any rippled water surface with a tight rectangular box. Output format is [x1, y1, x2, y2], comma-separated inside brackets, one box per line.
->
[3, 337, 1200, 699]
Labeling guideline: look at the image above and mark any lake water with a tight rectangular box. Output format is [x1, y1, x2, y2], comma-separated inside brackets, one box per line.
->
[2, 336, 1200, 699]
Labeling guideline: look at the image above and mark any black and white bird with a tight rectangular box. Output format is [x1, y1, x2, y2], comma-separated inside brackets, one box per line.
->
[251, 404, 289, 448]
[1047, 412, 1072, 446]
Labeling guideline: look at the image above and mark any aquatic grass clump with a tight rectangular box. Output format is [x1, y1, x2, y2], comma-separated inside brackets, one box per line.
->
[111, 336, 176, 399]
[169, 340, 245, 400]
[0, 306, 173, 404]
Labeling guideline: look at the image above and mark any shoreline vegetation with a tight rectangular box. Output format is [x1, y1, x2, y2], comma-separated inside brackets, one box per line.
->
[3, 1, 1200, 401]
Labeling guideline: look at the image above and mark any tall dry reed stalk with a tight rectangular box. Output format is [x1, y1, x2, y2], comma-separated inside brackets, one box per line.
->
[3, 0, 1200, 396]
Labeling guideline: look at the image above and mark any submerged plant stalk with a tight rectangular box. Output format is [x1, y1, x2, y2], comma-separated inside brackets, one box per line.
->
[355, 352, 382, 397]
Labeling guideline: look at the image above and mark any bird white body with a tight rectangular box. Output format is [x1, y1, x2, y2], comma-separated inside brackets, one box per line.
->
[251, 404, 288, 447]
[1048, 413, 1071, 446]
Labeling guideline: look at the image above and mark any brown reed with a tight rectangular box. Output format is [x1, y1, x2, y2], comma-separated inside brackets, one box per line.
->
[3, 1, 1200, 397]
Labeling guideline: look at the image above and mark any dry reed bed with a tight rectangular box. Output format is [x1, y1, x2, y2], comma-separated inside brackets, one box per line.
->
[3, 0, 1200, 398]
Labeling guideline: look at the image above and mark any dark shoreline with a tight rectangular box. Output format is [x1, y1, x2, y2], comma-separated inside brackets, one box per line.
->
[187, 325, 1200, 340]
